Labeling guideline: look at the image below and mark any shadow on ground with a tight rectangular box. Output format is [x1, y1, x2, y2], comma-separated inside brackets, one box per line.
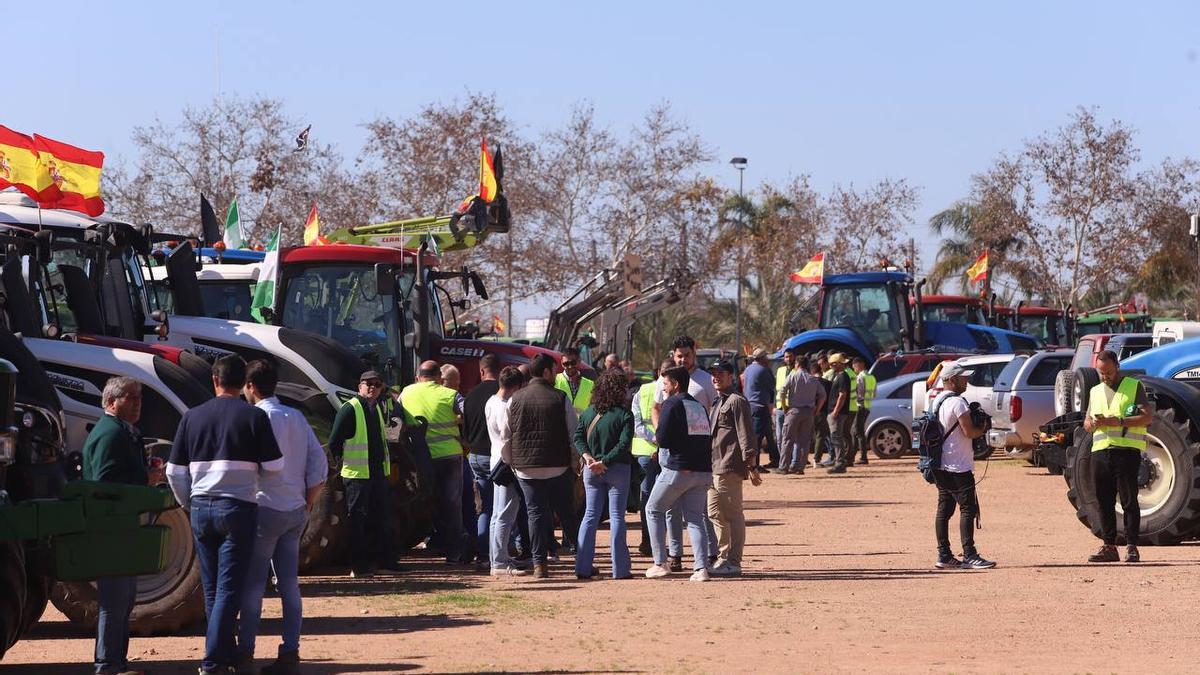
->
[746, 499, 903, 510]
[3, 660, 423, 674]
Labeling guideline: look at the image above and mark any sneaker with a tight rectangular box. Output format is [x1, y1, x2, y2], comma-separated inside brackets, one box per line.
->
[779, 467, 791, 475]
[260, 648, 301, 675]
[757, 466, 771, 474]
[795, 466, 805, 475]
[644, 564, 670, 579]
[490, 564, 529, 577]
[575, 567, 600, 580]
[511, 557, 533, 570]
[819, 458, 834, 467]
[1125, 546, 1140, 563]
[763, 462, 779, 469]
[710, 560, 742, 576]
[668, 556, 683, 573]
[349, 568, 373, 579]
[935, 552, 962, 569]
[1088, 544, 1119, 563]
[827, 465, 846, 474]
[533, 563, 549, 579]
[689, 568, 711, 582]
[960, 553, 996, 569]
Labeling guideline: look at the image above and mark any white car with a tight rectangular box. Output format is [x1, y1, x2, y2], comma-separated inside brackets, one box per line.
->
[911, 353, 1017, 418]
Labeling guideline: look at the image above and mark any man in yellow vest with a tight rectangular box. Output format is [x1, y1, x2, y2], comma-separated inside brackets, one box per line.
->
[849, 357, 878, 466]
[1084, 350, 1153, 564]
[632, 358, 674, 556]
[401, 360, 469, 564]
[555, 347, 594, 413]
[329, 370, 395, 578]
[770, 350, 794, 471]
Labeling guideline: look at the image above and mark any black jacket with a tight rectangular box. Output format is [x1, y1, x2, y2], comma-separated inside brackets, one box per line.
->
[463, 379, 500, 455]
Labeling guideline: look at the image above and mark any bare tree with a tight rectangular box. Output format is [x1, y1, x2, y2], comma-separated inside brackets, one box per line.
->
[824, 178, 920, 273]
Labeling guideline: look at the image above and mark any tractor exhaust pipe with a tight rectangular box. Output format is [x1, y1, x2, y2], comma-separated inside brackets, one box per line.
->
[913, 279, 926, 350]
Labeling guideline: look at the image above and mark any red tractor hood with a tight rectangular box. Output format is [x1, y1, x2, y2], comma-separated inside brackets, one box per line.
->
[432, 337, 594, 393]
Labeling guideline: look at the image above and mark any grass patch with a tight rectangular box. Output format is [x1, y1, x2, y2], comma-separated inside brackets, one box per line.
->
[371, 588, 545, 617]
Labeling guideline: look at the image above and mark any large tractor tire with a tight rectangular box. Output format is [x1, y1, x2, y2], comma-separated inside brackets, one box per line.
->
[18, 548, 50, 638]
[0, 540, 28, 659]
[1054, 369, 1075, 417]
[51, 506, 205, 635]
[1063, 407, 1200, 545]
[869, 421, 910, 459]
[388, 441, 434, 552]
[298, 471, 348, 572]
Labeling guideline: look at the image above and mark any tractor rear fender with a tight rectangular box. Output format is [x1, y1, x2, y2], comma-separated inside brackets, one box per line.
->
[780, 328, 872, 362]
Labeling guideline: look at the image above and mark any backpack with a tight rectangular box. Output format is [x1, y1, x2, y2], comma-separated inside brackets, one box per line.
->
[912, 392, 961, 484]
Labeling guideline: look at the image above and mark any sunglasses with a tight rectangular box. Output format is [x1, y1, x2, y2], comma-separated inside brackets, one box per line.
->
[362, 380, 383, 388]
[562, 361, 578, 367]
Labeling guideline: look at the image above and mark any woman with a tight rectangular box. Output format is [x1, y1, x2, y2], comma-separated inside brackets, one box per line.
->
[573, 369, 635, 579]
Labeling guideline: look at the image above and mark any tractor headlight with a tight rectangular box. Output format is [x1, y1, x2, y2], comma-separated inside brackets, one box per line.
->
[0, 427, 17, 464]
[21, 411, 35, 428]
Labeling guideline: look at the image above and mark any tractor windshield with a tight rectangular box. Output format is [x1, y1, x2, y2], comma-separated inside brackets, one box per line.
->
[1017, 314, 1066, 344]
[821, 284, 902, 354]
[920, 304, 987, 325]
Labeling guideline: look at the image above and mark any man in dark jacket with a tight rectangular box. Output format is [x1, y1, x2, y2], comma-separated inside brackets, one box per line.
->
[463, 354, 501, 563]
[507, 353, 578, 578]
[83, 376, 155, 675]
[645, 366, 714, 581]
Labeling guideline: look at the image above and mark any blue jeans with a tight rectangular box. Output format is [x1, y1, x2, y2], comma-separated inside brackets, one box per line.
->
[468, 453, 493, 561]
[490, 477, 522, 568]
[190, 496, 258, 673]
[576, 463, 632, 578]
[646, 466, 712, 570]
[656, 450, 687, 558]
[94, 575, 137, 674]
[636, 454, 659, 547]
[516, 471, 575, 565]
[237, 505, 307, 657]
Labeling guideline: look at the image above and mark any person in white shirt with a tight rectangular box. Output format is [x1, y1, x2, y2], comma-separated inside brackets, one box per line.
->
[487, 366, 529, 576]
[931, 363, 995, 571]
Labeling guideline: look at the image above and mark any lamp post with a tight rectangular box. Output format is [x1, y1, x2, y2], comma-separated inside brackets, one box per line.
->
[730, 157, 748, 354]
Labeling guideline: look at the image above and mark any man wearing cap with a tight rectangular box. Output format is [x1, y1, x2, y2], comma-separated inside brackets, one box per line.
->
[707, 360, 759, 576]
[770, 350, 795, 472]
[780, 351, 825, 474]
[930, 362, 995, 569]
[741, 348, 777, 472]
[826, 353, 854, 474]
[329, 370, 396, 577]
[401, 360, 469, 564]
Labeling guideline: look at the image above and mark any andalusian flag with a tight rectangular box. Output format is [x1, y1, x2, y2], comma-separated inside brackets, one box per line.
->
[224, 198, 243, 249]
[966, 249, 989, 284]
[31, 134, 105, 216]
[789, 252, 825, 284]
[303, 202, 328, 245]
[493, 314, 506, 334]
[0, 126, 51, 200]
[250, 224, 281, 323]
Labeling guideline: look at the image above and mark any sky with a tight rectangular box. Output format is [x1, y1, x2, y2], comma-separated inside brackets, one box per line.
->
[5, 1, 1200, 328]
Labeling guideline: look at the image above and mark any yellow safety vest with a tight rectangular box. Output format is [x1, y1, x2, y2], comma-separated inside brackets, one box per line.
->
[400, 381, 462, 460]
[849, 373, 878, 412]
[775, 366, 791, 408]
[340, 397, 391, 479]
[554, 373, 594, 413]
[1090, 377, 1148, 452]
[631, 382, 657, 457]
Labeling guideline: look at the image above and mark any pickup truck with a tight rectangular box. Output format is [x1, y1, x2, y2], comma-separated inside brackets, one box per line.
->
[986, 349, 1073, 469]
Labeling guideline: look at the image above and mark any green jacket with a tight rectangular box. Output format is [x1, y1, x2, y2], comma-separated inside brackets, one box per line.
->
[329, 395, 388, 472]
[82, 414, 148, 485]
[573, 406, 634, 467]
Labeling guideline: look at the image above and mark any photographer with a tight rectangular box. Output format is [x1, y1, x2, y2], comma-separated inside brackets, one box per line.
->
[931, 363, 996, 570]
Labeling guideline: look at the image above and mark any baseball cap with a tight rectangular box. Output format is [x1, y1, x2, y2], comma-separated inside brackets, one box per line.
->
[359, 370, 384, 383]
[710, 359, 736, 374]
[940, 362, 974, 380]
[751, 347, 769, 361]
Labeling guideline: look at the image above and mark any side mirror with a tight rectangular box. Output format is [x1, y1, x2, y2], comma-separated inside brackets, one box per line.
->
[34, 230, 53, 265]
[470, 271, 489, 300]
[150, 309, 169, 340]
[461, 266, 470, 297]
[403, 332, 417, 348]
[375, 264, 394, 295]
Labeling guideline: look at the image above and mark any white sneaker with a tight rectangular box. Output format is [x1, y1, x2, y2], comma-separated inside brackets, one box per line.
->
[644, 564, 670, 579]
[490, 564, 528, 577]
[689, 568, 710, 582]
[711, 561, 742, 576]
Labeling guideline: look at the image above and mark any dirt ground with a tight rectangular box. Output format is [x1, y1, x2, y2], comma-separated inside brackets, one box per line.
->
[6, 456, 1200, 674]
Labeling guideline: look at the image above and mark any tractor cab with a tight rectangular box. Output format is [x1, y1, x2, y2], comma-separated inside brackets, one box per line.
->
[1014, 305, 1070, 346]
[913, 294, 989, 326]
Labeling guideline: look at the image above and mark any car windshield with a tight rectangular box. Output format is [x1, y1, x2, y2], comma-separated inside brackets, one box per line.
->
[822, 285, 899, 352]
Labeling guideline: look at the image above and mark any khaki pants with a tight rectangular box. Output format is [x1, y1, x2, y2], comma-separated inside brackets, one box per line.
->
[706, 472, 746, 566]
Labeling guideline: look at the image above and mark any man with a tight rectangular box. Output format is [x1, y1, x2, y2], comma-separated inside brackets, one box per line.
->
[400, 361, 469, 564]
[826, 353, 854, 474]
[632, 359, 674, 556]
[167, 355, 283, 675]
[508, 354, 578, 578]
[770, 350, 796, 471]
[330, 370, 396, 576]
[83, 377, 156, 675]
[236, 360, 327, 675]
[555, 347, 594, 414]
[741, 348, 777, 472]
[930, 362, 996, 570]
[707, 361, 759, 576]
[604, 352, 620, 370]
[849, 357, 878, 466]
[780, 352, 826, 474]
[487, 365, 529, 576]
[1084, 350, 1152, 563]
[464, 354, 501, 565]
[646, 366, 714, 581]
[817, 351, 833, 380]
[810, 357, 834, 467]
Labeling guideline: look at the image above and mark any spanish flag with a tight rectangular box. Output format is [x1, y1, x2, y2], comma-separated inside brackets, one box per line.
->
[302, 202, 329, 246]
[966, 249, 988, 284]
[0, 126, 53, 200]
[31, 134, 105, 216]
[492, 313, 506, 334]
[789, 252, 825, 284]
[479, 138, 498, 203]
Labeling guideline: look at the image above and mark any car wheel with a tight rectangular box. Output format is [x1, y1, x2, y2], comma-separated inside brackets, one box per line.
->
[869, 422, 909, 459]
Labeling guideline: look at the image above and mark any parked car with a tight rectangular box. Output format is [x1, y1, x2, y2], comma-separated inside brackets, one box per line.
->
[869, 350, 972, 382]
[864, 372, 928, 459]
[1053, 333, 1153, 416]
[911, 353, 1017, 460]
[986, 349, 1074, 467]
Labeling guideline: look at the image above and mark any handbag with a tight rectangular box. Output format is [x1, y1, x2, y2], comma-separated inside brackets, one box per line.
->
[488, 458, 516, 487]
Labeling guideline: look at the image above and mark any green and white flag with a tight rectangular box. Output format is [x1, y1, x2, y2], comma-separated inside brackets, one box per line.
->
[250, 223, 281, 324]
[224, 198, 243, 249]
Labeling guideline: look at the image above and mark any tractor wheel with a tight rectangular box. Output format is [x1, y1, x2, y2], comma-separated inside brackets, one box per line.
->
[17, 548, 50, 638]
[298, 472, 348, 572]
[1054, 369, 1075, 417]
[1064, 407, 1200, 545]
[387, 443, 434, 552]
[0, 540, 28, 659]
[52, 506, 204, 635]
[869, 421, 909, 459]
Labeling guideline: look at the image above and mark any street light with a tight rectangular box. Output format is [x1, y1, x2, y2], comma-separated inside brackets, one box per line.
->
[730, 157, 748, 354]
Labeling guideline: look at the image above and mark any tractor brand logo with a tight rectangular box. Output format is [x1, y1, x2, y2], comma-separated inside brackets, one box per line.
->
[192, 344, 235, 360]
[47, 372, 87, 392]
[1173, 368, 1200, 380]
[439, 346, 486, 358]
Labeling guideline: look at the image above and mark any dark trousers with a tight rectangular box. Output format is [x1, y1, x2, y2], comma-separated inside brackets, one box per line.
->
[1093, 447, 1142, 545]
[933, 470, 978, 556]
[433, 457, 467, 561]
[812, 414, 831, 463]
[94, 576, 136, 675]
[831, 413, 853, 468]
[190, 496, 257, 673]
[852, 409, 870, 461]
[752, 406, 775, 465]
[345, 474, 393, 571]
[517, 471, 576, 565]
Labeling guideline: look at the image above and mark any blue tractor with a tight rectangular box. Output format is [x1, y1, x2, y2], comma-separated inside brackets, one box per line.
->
[781, 271, 1043, 361]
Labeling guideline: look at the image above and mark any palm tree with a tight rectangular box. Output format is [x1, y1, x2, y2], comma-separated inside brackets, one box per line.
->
[926, 200, 1025, 294]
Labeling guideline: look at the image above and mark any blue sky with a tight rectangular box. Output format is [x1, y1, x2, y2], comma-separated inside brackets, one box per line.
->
[4, 1, 1199, 322]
